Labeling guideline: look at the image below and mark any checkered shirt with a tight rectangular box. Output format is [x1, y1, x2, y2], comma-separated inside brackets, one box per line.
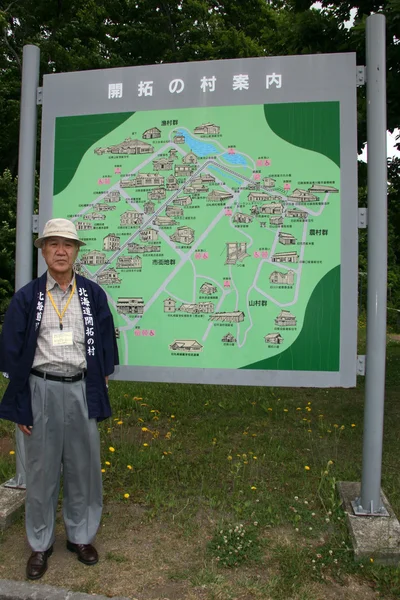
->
[32, 272, 87, 375]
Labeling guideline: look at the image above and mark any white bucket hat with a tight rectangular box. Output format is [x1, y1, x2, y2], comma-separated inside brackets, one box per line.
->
[34, 218, 86, 248]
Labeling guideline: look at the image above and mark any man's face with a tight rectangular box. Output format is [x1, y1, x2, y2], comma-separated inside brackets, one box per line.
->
[41, 237, 79, 276]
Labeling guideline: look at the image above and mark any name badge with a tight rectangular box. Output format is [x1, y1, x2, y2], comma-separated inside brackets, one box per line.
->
[52, 330, 73, 346]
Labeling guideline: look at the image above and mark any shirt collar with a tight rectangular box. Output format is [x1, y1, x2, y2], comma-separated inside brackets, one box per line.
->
[46, 271, 75, 292]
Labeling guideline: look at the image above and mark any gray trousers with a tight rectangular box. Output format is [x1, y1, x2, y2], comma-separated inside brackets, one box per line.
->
[24, 374, 102, 551]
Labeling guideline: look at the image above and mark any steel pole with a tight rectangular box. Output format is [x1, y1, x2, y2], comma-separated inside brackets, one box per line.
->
[358, 14, 388, 515]
[4, 45, 40, 490]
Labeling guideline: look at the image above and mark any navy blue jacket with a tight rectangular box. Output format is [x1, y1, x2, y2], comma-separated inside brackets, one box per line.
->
[0, 272, 119, 426]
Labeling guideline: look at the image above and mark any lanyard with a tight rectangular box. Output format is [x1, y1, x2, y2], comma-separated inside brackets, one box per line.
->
[46, 279, 76, 330]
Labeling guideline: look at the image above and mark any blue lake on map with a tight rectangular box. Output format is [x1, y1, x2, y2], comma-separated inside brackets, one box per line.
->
[220, 153, 247, 166]
[209, 165, 242, 185]
[177, 130, 219, 156]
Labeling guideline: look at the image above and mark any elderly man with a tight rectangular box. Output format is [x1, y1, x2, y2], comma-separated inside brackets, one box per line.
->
[0, 218, 119, 580]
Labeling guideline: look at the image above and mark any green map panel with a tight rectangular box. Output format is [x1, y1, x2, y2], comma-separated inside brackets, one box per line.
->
[54, 112, 134, 195]
[264, 102, 340, 167]
[242, 265, 340, 371]
[53, 103, 341, 372]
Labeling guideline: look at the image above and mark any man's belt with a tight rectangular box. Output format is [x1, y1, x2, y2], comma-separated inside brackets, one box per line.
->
[30, 368, 87, 383]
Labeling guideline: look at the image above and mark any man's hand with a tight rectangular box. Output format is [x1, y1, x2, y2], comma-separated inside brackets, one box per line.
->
[105, 376, 109, 389]
[18, 424, 32, 436]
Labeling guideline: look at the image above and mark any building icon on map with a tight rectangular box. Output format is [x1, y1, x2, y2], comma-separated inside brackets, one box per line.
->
[144, 201, 155, 215]
[173, 135, 185, 144]
[94, 138, 154, 155]
[269, 270, 295, 285]
[116, 255, 142, 269]
[308, 184, 339, 193]
[271, 251, 299, 263]
[222, 332, 236, 343]
[148, 188, 166, 200]
[80, 250, 106, 265]
[179, 302, 214, 314]
[233, 212, 253, 224]
[142, 127, 161, 139]
[76, 222, 93, 231]
[286, 209, 308, 220]
[265, 333, 284, 344]
[153, 158, 173, 171]
[97, 268, 121, 285]
[169, 340, 203, 352]
[270, 216, 284, 226]
[289, 188, 318, 202]
[164, 298, 177, 313]
[207, 190, 233, 201]
[279, 232, 296, 245]
[225, 242, 249, 265]
[194, 123, 220, 135]
[166, 205, 183, 217]
[209, 311, 244, 323]
[275, 310, 297, 327]
[200, 282, 217, 295]
[154, 216, 178, 227]
[170, 226, 195, 245]
[103, 190, 120, 203]
[103, 233, 120, 251]
[120, 210, 143, 226]
[173, 195, 192, 206]
[140, 228, 158, 242]
[116, 297, 144, 314]
[166, 175, 179, 190]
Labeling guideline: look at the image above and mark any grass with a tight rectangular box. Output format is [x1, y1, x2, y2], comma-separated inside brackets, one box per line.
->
[0, 325, 399, 598]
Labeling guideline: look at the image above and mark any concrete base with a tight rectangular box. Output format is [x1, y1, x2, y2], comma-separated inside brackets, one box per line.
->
[338, 481, 400, 565]
[0, 484, 26, 530]
[0, 580, 130, 600]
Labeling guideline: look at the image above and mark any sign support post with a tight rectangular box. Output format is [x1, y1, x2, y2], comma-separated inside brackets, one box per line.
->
[352, 14, 388, 516]
[4, 44, 40, 490]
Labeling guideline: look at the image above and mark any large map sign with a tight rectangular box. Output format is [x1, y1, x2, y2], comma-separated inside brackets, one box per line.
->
[39, 54, 358, 387]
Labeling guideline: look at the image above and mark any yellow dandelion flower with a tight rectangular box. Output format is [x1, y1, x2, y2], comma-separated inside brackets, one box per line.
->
[333, 424, 339, 428]
[101, 469, 106, 473]
[296, 407, 302, 410]
[253, 456, 257, 460]
[133, 397, 142, 401]
[124, 493, 130, 499]
[138, 418, 144, 422]
[304, 465, 310, 471]
[117, 421, 123, 425]
[9, 450, 15, 455]
[127, 465, 132, 470]
[340, 425, 345, 430]
[244, 460, 248, 464]
[227, 455, 233, 461]
[143, 443, 149, 447]
[243, 431, 248, 435]
[328, 460, 334, 465]
[140, 403, 148, 407]
[307, 402, 311, 405]
[370, 558, 374, 563]
[268, 408, 272, 411]
[327, 429, 332, 433]
[308, 429, 312, 432]
[109, 447, 115, 452]
[283, 408, 288, 412]
[163, 451, 168, 456]
[351, 423, 356, 427]
[170, 415, 175, 419]
[251, 486, 257, 490]
[105, 461, 111, 466]
[142, 427, 149, 432]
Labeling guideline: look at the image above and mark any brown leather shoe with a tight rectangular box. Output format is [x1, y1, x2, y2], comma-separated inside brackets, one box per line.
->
[26, 546, 53, 580]
[66, 540, 98, 565]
